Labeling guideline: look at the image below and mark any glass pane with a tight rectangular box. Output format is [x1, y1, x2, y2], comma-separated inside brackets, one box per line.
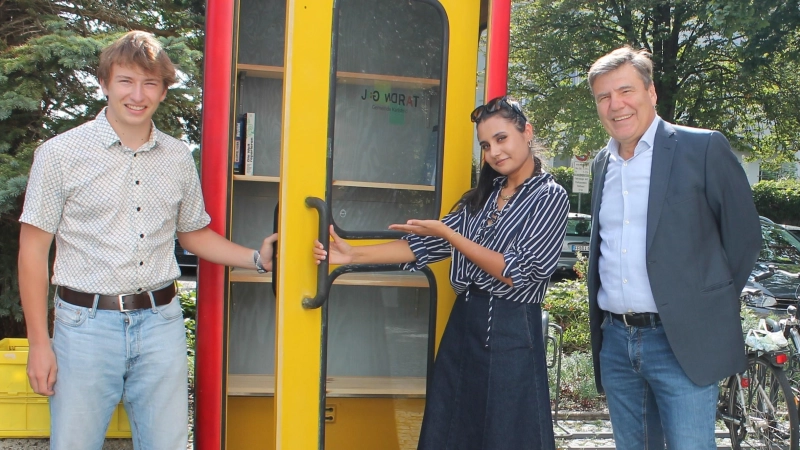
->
[327, 282, 431, 378]
[236, 77, 282, 177]
[331, 0, 445, 233]
[332, 85, 440, 186]
[228, 282, 276, 375]
[237, 0, 286, 66]
[231, 181, 277, 249]
[331, 186, 435, 231]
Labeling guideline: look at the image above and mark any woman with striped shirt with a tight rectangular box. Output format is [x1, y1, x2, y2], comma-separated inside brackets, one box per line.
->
[314, 97, 569, 449]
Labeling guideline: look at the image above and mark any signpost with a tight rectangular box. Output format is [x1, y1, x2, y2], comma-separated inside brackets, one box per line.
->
[571, 155, 591, 213]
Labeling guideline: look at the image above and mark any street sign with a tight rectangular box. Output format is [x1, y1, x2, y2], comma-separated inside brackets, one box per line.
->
[572, 160, 591, 176]
[572, 175, 590, 194]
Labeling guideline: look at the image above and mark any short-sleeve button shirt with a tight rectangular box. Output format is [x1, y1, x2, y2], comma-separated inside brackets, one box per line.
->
[19, 108, 211, 295]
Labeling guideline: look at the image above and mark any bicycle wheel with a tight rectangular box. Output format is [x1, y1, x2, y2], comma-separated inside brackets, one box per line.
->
[786, 328, 800, 392]
[727, 355, 799, 450]
[723, 374, 748, 446]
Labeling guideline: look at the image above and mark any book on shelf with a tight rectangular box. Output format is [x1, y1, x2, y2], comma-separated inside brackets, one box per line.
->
[243, 112, 255, 176]
[233, 115, 245, 174]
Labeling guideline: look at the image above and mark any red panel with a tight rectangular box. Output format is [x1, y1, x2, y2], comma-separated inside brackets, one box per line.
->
[485, 0, 511, 101]
[195, 0, 234, 448]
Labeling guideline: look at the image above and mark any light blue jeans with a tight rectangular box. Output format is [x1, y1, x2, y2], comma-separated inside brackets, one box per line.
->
[599, 313, 718, 450]
[49, 292, 188, 450]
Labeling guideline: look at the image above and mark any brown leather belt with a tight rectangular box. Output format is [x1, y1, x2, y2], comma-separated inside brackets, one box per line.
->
[57, 284, 176, 311]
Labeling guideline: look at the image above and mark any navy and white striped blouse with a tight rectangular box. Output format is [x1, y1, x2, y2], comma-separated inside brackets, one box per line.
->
[401, 172, 569, 304]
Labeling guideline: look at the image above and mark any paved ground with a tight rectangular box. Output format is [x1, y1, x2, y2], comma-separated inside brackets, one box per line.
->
[0, 440, 131, 449]
[0, 419, 743, 450]
[554, 419, 740, 449]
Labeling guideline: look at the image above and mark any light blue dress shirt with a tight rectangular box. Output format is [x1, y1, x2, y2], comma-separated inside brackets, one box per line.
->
[597, 116, 662, 314]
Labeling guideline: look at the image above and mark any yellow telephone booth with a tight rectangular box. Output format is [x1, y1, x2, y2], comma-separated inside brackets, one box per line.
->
[196, 0, 511, 448]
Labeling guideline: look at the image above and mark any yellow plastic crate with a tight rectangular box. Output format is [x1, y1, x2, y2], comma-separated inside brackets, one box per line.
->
[0, 338, 33, 396]
[0, 338, 131, 438]
[0, 396, 131, 438]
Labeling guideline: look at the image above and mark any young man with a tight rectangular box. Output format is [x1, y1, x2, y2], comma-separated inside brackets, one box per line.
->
[18, 31, 276, 449]
[585, 46, 762, 449]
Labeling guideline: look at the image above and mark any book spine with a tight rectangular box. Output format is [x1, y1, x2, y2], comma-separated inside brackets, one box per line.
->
[233, 115, 245, 174]
[244, 112, 255, 176]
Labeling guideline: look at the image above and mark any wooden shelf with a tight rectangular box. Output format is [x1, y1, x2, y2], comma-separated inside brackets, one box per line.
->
[229, 269, 273, 283]
[229, 269, 428, 287]
[327, 376, 426, 398]
[228, 374, 274, 396]
[337, 71, 439, 88]
[231, 177, 435, 190]
[332, 271, 429, 288]
[233, 175, 280, 183]
[236, 64, 439, 89]
[228, 374, 426, 398]
[333, 180, 435, 192]
[237, 64, 283, 79]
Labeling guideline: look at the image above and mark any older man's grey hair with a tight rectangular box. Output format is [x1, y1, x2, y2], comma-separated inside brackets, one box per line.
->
[588, 46, 654, 95]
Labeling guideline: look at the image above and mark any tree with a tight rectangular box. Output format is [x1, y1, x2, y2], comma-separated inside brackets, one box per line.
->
[509, 0, 800, 169]
[0, 0, 204, 337]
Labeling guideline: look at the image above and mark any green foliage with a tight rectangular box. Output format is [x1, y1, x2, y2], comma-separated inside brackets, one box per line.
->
[178, 286, 197, 357]
[739, 305, 763, 338]
[177, 285, 196, 386]
[0, 0, 205, 330]
[549, 351, 603, 410]
[509, 0, 800, 166]
[544, 253, 590, 353]
[752, 179, 800, 225]
[549, 166, 591, 213]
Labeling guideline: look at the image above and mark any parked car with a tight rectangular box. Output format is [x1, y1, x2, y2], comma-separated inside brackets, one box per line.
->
[174, 238, 198, 272]
[556, 212, 591, 274]
[743, 218, 800, 313]
[781, 223, 800, 241]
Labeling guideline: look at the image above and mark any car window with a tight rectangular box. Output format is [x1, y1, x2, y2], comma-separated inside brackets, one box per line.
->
[566, 218, 591, 237]
[760, 222, 800, 265]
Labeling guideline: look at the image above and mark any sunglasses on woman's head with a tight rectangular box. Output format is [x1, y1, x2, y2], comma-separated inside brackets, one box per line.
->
[470, 96, 528, 123]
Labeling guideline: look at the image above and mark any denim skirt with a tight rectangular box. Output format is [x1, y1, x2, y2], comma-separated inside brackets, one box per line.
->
[417, 288, 555, 450]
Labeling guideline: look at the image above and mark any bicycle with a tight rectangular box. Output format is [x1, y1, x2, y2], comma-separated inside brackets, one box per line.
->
[717, 280, 800, 450]
[764, 266, 800, 401]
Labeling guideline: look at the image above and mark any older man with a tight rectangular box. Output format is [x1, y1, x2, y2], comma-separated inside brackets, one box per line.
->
[586, 46, 761, 449]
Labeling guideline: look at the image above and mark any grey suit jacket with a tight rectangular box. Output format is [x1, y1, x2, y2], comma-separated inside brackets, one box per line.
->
[587, 119, 762, 391]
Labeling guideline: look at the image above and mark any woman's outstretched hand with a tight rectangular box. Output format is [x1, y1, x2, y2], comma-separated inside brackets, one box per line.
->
[313, 225, 352, 265]
[389, 219, 451, 238]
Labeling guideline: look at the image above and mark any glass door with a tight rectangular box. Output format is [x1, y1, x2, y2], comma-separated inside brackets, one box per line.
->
[321, 1, 446, 449]
[224, 0, 285, 448]
[220, 0, 477, 448]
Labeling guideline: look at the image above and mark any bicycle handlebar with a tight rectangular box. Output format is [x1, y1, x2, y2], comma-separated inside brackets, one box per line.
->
[753, 265, 800, 283]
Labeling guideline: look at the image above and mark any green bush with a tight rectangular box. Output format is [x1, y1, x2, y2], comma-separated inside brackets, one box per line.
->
[544, 254, 590, 353]
[752, 179, 800, 226]
[549, 351, 604, 410]
[177, 284, 197, 383]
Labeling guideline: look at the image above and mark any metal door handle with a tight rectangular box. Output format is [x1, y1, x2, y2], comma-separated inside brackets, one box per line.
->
[303, 197, 330, 309]
[271, 202, 279, 296]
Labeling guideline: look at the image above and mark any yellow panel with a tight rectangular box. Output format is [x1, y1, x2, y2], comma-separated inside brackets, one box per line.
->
[430, 0, 482, 349]
[226, 397, 275, 450]
[325, 398, 425, 450]
[266, 0, 485, 448]
[227, 397, 424, 450]
[275, 1, 334, 448]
